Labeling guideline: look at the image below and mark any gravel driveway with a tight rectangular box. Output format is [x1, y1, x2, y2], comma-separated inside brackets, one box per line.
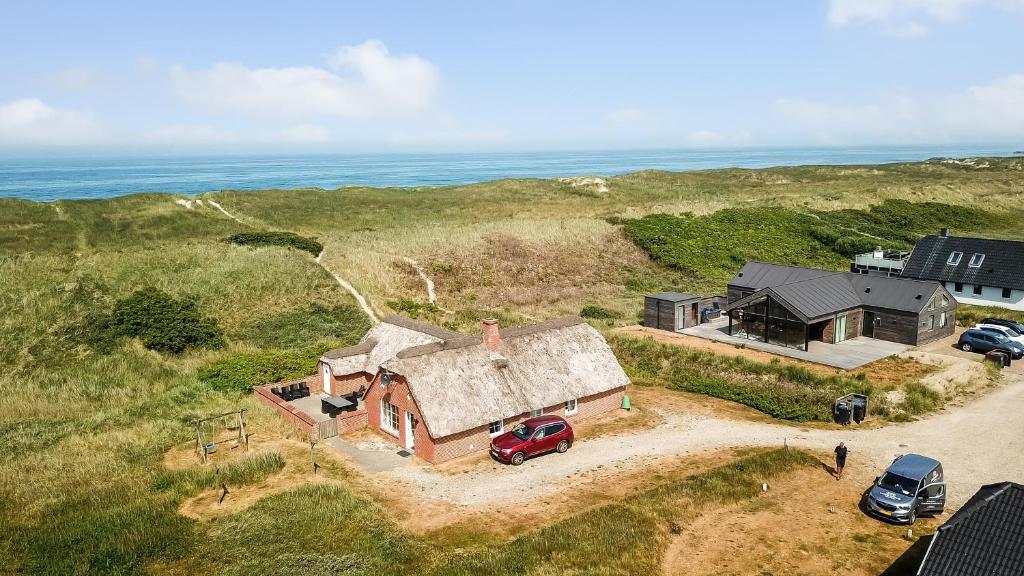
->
[386, 370, 1024, 509]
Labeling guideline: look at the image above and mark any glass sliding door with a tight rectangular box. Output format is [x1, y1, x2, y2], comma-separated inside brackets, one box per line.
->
[834, 314, 848, 343]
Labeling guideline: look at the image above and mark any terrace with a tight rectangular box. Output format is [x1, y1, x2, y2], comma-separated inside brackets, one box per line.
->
[253, 378, 368, 440]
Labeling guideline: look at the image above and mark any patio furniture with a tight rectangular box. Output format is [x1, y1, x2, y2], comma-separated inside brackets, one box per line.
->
[271, 386, 283, 398]
[321, 395, 354, 418]
[282, 384, 297, 400]
[295, 382, 310, 398]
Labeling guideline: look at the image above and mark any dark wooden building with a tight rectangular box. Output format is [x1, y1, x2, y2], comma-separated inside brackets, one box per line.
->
[722, 262, 956, 350]
[643, 292, 722, 332]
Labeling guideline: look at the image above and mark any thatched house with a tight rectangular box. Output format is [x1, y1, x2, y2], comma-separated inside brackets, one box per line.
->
[318, 315, 629, 463]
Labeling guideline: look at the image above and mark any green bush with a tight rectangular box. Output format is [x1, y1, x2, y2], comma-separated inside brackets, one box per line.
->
[833, 235, 879, 257]
[74, 287, 223, 354]
[386, 298, 439, 319]
[111, 288, 223, 354]
[227, 231, 323, 256]
[580, 304, 621, 319]
[198, 348, 324, 392]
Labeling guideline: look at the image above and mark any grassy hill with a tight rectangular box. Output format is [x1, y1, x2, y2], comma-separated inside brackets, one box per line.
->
[1, 157, 1023, 574]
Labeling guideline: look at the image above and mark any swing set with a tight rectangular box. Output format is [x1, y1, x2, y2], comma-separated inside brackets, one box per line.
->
[193, 409, 249, 464]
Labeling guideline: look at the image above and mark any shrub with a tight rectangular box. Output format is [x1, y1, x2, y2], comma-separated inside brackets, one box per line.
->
[580, 304, 621, 319]
[832, 235, 878, 257]
[198, 348, 324, 392]
[110, 288, 224, 354]
[74, 287, 223, 354]
[227, 231, 323, 256]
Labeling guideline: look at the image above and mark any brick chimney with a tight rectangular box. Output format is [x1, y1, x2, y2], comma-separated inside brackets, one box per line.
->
[482, 318, 503, 352]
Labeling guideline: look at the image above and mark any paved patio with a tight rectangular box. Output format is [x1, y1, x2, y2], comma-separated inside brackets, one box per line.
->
[289, 393, 332, 422]
[680, 317, 911, 369]
[323, 436, 414, 473]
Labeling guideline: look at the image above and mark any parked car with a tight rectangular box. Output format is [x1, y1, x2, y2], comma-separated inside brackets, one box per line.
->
[980, 317, 1024, 334]
[865, 454, 945, 525]
[975, 323, 1024, 345]
[490, 415, 574, 465]
[957, 328, 1024, 358]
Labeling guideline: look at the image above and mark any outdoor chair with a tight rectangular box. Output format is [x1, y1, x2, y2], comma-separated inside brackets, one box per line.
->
[296, 382, 310, 398]
[282, 384, 297, 400]
[271, 386, 283, 398]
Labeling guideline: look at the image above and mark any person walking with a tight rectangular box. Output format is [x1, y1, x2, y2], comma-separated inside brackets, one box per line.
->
[834, 442, 848, 480]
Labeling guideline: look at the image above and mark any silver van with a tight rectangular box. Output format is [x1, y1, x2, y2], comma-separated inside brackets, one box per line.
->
[865, 453, 945, 524]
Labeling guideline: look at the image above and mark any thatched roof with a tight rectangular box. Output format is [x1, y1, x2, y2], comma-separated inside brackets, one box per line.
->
[321, 315, 459, 376]
[382, 317, 629, 438]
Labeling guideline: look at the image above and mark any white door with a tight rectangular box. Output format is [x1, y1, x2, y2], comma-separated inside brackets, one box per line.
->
[404, 411, 415, 451]
[322, 363, 332, 395]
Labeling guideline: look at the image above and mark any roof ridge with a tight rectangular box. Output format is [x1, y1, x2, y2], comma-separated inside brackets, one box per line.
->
[381, 314, 461, 340]
[322, 338, 377, 359]
[924, 234, 1024, 246]
[394, 316, 589, 360]
[941, 482, 1024, 530]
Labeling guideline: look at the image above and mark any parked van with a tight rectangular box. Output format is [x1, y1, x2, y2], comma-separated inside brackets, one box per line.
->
[865, 454, 945, 524]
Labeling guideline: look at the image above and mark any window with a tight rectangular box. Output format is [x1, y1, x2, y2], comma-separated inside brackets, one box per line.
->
[565, 398, 578, 415]
[546, 423, 566, 435]
[488, 419, 504, 436]
[968, 253, 985, 268]
[926, 315, 935, 330]
[946, 252, 962, 266]
[529, 408, 543, 418]
[1003, 287, 1013, 299]
[939, 312, 947, 328]
[940, 294, 949, 307]
[973, 284, 983, 296]
[380, 400, 399, 435]
[927, 298, 935, 311]
[954, 282, 963, 293]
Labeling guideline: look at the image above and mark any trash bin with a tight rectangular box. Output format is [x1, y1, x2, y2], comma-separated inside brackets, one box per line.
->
[985, 350, 1010, 368]
[852, 397, 867, 424]
[835, 401, 852, 425]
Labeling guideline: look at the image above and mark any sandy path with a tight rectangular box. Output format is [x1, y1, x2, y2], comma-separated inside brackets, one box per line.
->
[207, 199, 244, 223]
[316, 253, 379, 323]
[386, 372, 1024, 509]
[401, 257, 437, 304]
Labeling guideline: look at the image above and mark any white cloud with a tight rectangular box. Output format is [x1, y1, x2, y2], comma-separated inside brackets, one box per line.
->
[775, 74, 1024, 143]
[824, 0, 1022, 36]
[0, 98, 101, 144]
[170, 40, 439, 119]
[279, 123, 331, 142]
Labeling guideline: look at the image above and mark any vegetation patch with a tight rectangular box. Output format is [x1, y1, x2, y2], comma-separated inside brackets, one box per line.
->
[387, 297, 440, 320]
[198, 348, 327, 393]
[619, 200, 1008, 286]
[237, 303, 370, 349]
[580, 304, 621, 319]
[612, 336, 876, 422]
[956, 303, 1024, 327]
[75, 287, 224, 354]
[153, 451, 285, 495]
[227, 231, 323, 256]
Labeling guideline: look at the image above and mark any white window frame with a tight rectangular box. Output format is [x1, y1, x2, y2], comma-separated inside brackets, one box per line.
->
[940, 294, 949, 307]
[946, 252, 962, 266]
[968, 253, 985, 268]
[380, 399, 400, 436]
[529, 408, 543, 418]
[939, 312, 947, 328]
[565, 398, 578, 415]
[488, 419, 504, 437]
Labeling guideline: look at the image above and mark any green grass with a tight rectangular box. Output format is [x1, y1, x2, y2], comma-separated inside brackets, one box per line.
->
[2, 158, 1023, 574]
[227, 231, 323, 256]
[956, 303, 1024, 327]
[612, 335, 877, 422]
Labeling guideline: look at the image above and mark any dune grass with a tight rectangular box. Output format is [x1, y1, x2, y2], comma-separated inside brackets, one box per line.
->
[1, 159, 1023, 574]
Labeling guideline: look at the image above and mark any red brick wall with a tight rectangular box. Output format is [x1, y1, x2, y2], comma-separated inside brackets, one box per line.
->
[820, 318, 835, 342]
[253, 382, 317, 438]
[844, 309, 864, 340]
[362, 373, 627, 463]
[334, 409, 368, 435]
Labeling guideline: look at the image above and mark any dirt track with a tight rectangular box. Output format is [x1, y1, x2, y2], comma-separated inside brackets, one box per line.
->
[386, 370, 1023, 509]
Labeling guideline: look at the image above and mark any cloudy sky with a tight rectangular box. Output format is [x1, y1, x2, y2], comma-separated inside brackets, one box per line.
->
[1, 0, 1022, 152]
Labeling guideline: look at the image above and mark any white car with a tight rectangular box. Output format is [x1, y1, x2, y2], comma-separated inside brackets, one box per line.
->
[975, 323, 1024, 345]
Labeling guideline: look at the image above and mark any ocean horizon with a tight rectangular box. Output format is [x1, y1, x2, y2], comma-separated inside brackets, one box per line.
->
[0, 145, 1018, 202]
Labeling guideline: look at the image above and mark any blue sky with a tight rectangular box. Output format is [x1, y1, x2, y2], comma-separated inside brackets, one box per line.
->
[1, 0, 1022, 152]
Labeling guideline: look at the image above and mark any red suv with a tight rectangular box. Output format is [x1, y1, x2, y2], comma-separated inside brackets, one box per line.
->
[490, 415, 574, 465]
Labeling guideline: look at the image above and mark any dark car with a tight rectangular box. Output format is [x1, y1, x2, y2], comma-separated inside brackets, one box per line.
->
[865, 454, 945, 525]
[980, 317, 1024, 334]
[957, 328, 1024, 358]
[490, 415, 574, 465]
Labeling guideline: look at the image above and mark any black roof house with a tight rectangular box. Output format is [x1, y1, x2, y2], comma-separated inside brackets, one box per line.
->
[903, 231, 1024, 291]
[726, 262, 945, 323]
[918, 482, 1024, 576]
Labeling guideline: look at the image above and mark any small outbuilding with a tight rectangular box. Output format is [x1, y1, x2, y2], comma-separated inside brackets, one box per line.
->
[644, 292, 722, 332]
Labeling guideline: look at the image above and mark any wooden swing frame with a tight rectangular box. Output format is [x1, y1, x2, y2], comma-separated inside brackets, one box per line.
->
[193, 409, 249, 464]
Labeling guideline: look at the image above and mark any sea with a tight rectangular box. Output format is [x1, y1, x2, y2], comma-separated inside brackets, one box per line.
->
[0, 145, 1017, 202]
